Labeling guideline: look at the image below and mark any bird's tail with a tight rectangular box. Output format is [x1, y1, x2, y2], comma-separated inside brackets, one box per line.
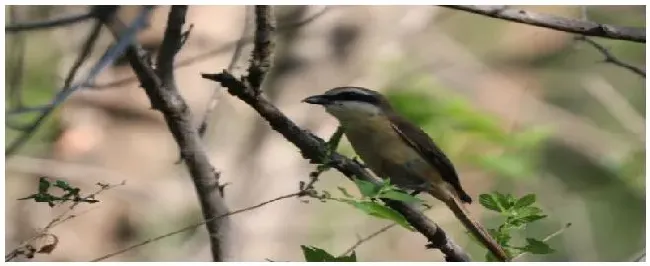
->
[444, 196, 510, 261]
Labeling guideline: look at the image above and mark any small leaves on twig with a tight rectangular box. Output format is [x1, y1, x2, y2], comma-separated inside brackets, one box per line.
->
[476, 192, 566, 261]
[18, 177, 103, 207]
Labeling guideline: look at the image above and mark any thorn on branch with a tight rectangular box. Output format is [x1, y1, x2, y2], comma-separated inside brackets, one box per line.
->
[180, 24, 194, 48]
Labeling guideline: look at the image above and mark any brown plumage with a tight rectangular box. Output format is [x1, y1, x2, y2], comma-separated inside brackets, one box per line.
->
[303, 87, 509, 261]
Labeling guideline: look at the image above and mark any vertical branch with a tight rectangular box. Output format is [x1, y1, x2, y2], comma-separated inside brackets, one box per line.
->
[106, 6, 229, 261]
[246, 5, 276, 93]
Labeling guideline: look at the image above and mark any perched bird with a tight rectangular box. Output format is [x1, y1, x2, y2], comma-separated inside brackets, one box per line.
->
[303, 86, 508, 261]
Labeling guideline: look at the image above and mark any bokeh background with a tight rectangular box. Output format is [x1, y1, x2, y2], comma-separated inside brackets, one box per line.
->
[4, 5, 646, 262]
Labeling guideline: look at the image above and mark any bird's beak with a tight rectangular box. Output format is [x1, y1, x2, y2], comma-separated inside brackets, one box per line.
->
[302, 94, 331, 105]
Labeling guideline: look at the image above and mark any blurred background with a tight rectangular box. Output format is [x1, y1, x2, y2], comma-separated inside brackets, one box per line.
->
[4, 5, 646, 262]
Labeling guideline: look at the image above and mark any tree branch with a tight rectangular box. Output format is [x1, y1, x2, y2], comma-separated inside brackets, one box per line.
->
[5, 11, 94, 33]
[63, 20, 103, 88]
[201, 69, 472, 261]
[246, 5, 276, 93]
[575, 35, 645, 78]
[104, 6, 229, 261]
[5, 6, 143, 157]
[443, 5, 645, 43]
[89, 6, 331, 90]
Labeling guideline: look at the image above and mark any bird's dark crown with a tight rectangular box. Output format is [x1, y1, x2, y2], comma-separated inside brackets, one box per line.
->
[322, 86, 385, 105]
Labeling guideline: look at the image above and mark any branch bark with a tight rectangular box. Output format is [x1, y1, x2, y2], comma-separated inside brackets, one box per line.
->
[199, 5, 473, 261]
[443, 5, 645, 43]
[104, 6, 228, 261]
[247, 5, 276, 93]
[201, 69, 472, 261]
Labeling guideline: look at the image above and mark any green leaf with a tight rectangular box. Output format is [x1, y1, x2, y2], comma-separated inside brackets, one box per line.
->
[301, 245, 336, 262]
[478, 194, 501, 212]
[353, 179, 381, 198]
[342, 200, 414, 231]
[516, 206, 543, 217]
[514, 194, 536, 209]
[513, 214, 547, 225]
[523, 238, 554, 254]
[300, 245, 357, 262]
[54, 180, 73, 191]
[496, 192, 515, 211]
[38, 177, 51, 194]
[337, 187, 354, 198]
[378, 190, 422, 204]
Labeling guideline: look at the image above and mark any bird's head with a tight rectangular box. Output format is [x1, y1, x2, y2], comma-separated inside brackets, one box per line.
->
[302, 86, 393, 123]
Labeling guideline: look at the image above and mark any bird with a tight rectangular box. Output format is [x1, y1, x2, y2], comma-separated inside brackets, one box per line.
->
[303, 86, 508, 261]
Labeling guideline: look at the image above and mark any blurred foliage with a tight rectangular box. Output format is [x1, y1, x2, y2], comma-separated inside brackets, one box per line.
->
[382, 75, 552, 181]
[5, 31, 64, 156]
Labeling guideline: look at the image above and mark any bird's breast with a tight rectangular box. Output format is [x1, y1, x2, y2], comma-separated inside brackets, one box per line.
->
[341, 117, 442, 188]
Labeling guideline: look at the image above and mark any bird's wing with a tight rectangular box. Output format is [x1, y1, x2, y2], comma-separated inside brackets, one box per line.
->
[388, 114, 468, 200]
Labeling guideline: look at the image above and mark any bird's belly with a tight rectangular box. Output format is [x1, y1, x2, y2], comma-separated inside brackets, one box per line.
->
[344, 122, 444, 189]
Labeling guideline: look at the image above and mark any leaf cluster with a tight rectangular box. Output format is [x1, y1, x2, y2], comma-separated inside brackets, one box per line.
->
[478, 192, 555, 261]
[18, 177, 103, 207]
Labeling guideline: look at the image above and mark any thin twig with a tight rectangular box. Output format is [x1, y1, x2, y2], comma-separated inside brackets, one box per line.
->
[5, 181, 125, 261]
[5, 7, 148, 157]
[88, 6, 332, 90]
[198, 6, 252, 138]
[443, 5, 645, 43]
[63, 21, 103, 88]
[573, 7, 644, 78]
[339, 223, 398, 256]
[5, 11, 94, 33]
[575, 35, 645, 78]
[90, 191, 303, 262]
[512, 222, 572, 261]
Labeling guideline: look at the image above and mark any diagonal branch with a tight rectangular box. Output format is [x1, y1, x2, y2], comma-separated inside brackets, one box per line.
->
[443, 5, 645, 43]
[201, 70, 472, 261]
[5, 6, 144, 157]
[340, 223, 398, 257]
[575, 35, 645, 78]
[63, 20, 104, 88]
[104, 5, 228, 262]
